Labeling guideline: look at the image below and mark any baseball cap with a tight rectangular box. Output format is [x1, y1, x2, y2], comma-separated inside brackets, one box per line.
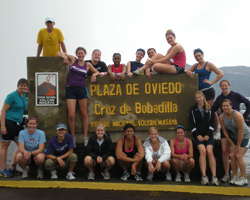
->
[45, 16, 54, 23]
[56, 123, 67, 130]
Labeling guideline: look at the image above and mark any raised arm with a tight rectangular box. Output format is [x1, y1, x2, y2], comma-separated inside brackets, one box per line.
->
[186, 64, 196, 77]
[87, 63, 99, 83]
[57, 51, 76, 65]
[205, 62, 224, 85]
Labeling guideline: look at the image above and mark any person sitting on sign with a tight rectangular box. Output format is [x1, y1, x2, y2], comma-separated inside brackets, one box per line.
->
[86, 49, 108, 77]
[57, 47, 99, 146]
[116, 123, 144, 181]
[84, 123, 115, 180]
[145, 48, 157, 77]
[16, 117, 46, 179]
[133, 30, 185, 75]
[45, 123, 78, 180]
[107, 53, 126, 82]
[143, 127, 171, 181]
[170, 125, 195, 182]
[126, 48, 145, 77]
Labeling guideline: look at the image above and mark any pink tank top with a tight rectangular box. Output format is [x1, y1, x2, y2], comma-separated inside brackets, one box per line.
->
[174, 137, 188, 155]
[172, 50, 186, 69]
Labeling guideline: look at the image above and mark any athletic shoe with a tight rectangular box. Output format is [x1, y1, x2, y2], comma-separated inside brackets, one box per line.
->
[9, 168, 22, 176]
[234, 177, 248, 186]
[87, 171, 95, 180]
[211, 176, 221, 186]
[50, 170, 58, 179]
[165, 172, 172, 181]
[133, 69, 144, 75]
[83, 137, 89, 147]
[120, 171, 130, 181]
[146, 173, 154, 181]
[22, 170, 28, 179]
[1, 169, 13, 178]
[229, 176, 238, 185]
[101, 171, 111, 180]
[134, 172, 143, 181]
[201, 176, 209, 185]
[184, 172, 191, 182]
[37, 169, 43, 179]
[66, 172, 76, 180]
[175, 173, 181, 182]
[221, 174, 230, 182]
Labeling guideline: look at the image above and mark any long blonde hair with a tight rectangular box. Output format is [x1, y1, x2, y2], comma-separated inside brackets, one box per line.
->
[195, 91, 211, 110]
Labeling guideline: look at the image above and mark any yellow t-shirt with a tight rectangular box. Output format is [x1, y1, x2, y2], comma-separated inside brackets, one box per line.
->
[37, 28, 64, 56]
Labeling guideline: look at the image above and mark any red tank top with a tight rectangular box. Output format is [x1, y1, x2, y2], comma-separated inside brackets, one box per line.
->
[112, 64, 122, 74]
[172, 50, 186, 69]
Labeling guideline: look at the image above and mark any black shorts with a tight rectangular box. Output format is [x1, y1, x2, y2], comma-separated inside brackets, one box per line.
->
[66, 86, 88, 100]
[194, 135, 214, 146]
[2, 119, 23, 142]
[232, 138, 250, 149]
[173, 64, 185, 74]
[201, 87, 215, 101]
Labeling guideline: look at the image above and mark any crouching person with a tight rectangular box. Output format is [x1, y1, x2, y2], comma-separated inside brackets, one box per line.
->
[170, 125, 195, 182]
[84, 123, 115, 180]
[143, 127, 171, 181]
[45, 123, 78, 180]
[16, 117, 46, 179]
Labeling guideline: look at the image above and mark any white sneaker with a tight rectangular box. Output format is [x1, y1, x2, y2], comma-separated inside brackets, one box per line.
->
[87, 171, 95, 180]
[83, 137, 89, 147]
[211, 176, 220, 186]
[165, 172, 172, 181]
[229, 176, 238, 185]
[201, 176, 209, 185]
[37, 169, 43, 179]
[221, 174, 230, 182]
[184, 172, 191, 182]
[234, 177, 248, 186]
[22, 169, 28, 179]
[101, 171, 111, 180]
[51, 170, 58, 179]
[175, 173, 181, 182]
[66, 172, 76, 180]
[133, 69, 144, 75]
[146, 173, 154, 181]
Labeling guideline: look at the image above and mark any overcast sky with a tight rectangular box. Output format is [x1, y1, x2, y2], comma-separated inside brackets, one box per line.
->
[1, 0, 250, 106]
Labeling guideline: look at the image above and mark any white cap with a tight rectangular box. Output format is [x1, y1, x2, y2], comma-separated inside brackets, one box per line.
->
[45, 16, 54, 23]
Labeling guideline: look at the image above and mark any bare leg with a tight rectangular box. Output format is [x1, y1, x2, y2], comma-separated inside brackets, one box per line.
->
[140, 53, 165, 71]
[84, 156, 96, 172]
[66, 99, 77, 138]
[236, 147, 247, 178]
[101, 156, 115, 172]
[197, 145, 207, 176]
[221, 138, 230, 176]
[171, 158, 180, 173]
[206, 145, 217, 177]
[78, 99, 88, 138]
[153, 63, 177, 74]
[0, 141, 10, 170]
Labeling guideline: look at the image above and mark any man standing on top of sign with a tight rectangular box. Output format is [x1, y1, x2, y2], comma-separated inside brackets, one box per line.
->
[37, 16, 66, 57]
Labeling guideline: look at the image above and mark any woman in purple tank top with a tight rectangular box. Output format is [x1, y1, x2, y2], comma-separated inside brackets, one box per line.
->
[170, 125, 195, 183]
[57, 47, 99, 146]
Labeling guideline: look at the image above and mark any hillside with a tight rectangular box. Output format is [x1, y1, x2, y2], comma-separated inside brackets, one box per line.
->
[185, 65, 250, 98]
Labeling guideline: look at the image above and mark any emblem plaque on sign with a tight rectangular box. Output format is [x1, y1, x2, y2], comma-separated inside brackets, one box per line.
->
[35, 72, 59, 106]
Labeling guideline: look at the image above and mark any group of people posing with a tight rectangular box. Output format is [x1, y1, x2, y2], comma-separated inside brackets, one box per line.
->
[0, 16, 250, 186]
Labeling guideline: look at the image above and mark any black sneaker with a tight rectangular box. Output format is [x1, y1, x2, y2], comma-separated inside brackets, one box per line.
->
[120, 171, 130, 181]
[9, 168, 23, 176]
[135, 172, 143, 181]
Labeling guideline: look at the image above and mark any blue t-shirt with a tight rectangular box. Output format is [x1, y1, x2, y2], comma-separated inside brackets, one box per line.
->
[18, 129, 46, 152]
[46, 134, 74, 157]
[5, 91, 27, 123]
[130, 61, 144, 72]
